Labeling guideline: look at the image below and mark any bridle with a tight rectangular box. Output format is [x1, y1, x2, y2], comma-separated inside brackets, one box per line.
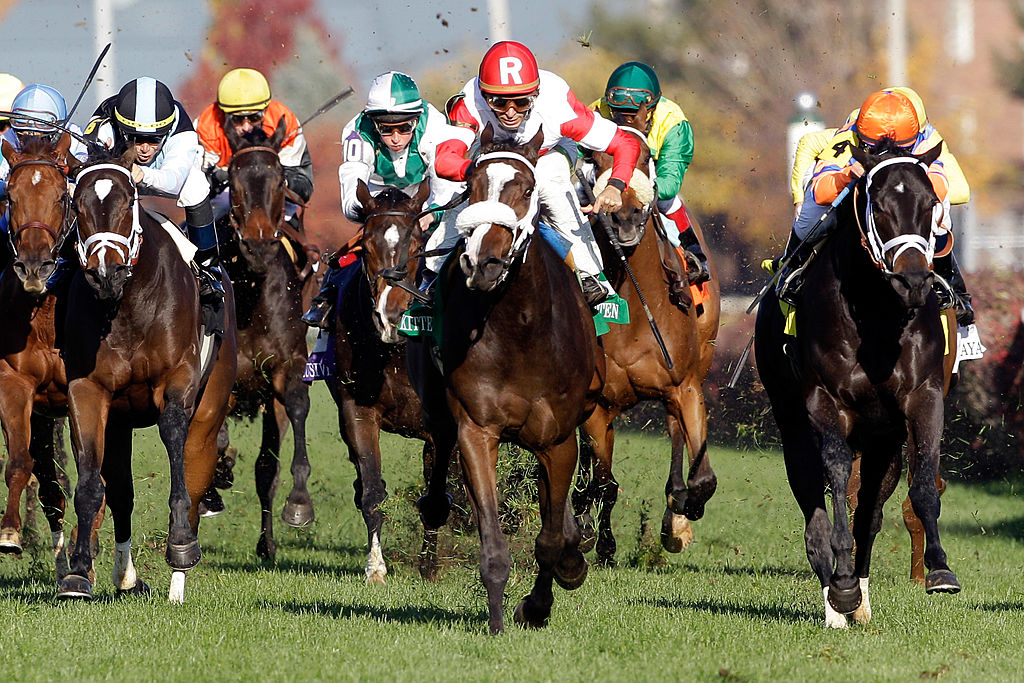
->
[72, 163, 143, 273]
[5, 158, 73, 259]
[363, 206, 429, 304]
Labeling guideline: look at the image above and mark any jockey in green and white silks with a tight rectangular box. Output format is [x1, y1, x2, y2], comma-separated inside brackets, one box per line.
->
[592, 61, 709, 285]
[302, 71, 473, 328]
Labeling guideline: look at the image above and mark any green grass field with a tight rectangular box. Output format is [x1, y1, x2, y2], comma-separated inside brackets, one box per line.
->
[0, 383, 1021, 681]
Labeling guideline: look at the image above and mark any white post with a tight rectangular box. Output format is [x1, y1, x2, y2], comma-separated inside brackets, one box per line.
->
[92, 0, 117, 111]
[487, 0, 511, 42]
[888, 0, 907, 85]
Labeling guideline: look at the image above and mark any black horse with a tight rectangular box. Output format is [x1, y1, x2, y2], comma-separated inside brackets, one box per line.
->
[755, 140, 959, 628]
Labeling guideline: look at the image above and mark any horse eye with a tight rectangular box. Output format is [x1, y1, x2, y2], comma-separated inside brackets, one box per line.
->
[523, 188, 533, 198]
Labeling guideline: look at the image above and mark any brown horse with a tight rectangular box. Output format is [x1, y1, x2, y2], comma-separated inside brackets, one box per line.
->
[409, 127, 603, 633]
[216, 119, 318, 560]
[755, 141, 959, 628]
[325, 179, 449, 583]
[0, 134, 74, 574]
[575, 127, 720, 566]
[58, 151, 237, 601]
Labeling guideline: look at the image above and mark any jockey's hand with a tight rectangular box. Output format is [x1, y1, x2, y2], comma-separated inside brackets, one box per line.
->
[418, 213, 435, 232]
[130, 163, 145, 185]
[849, 160, 866, 179]
[584, 185, 623, 215]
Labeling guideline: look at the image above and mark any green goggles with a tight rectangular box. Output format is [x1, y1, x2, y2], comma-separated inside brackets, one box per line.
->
[605, 87, 656, 110]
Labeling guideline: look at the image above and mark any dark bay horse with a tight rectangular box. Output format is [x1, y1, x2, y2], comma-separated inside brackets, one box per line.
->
[754, 141, 959, 628]
[575, 128, 720, 566]
[217, 119, 318, 560]
[410, 127, 604, 633]
[325, 179, 445, 583]
[0, 134, 74, 572]
[59, 151, 237, 601]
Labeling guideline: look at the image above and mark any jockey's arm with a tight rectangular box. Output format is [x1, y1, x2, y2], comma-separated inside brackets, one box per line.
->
[136, 130, 199, 197]
[652, 119, 694, 202]
[433, 95, 477, 182]
[338, 127, 375, 223]
[279, 127, 313, 203]
[791, 128, 835, 205]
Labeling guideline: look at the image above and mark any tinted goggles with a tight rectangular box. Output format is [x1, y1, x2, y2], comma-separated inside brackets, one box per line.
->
[373, 119, 417, 136]
[230, 111, 265, 125]
[127, 133, 164, 145]
[483, 93, 536, 113]
[605, 87, 656, 110]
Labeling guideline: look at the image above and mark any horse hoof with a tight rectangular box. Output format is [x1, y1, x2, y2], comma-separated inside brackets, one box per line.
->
[416, 493, 452, 530]
[165, 540, 201, 570]
[57, 574, 92, 600]
[661, 509, 694, 554]
[0, 528, 23, 555]
[513, 598, 549, 629]
[925, 569, 961, 594]
[575, 514, 596, 554]
[256, 537, 276, 562]
[827, 581, 862, 614]
[553, 554, 588, 591]
[281, 502, 315, 528]
[116, 579, 151, 598]
[199, 488, 225, 518]
[667, 489, 706, 521]
[365, 570, 387, 586]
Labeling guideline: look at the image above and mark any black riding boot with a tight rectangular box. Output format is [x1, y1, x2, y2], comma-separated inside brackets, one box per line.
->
[775, 235, 813, 306]
[194, 247, 225, 303]
[302, 264, 341, 329]
[678, 226, 710, 285]
[934, 253, 975, 326]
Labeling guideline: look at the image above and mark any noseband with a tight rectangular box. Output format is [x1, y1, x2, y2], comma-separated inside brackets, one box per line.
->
[73, 163, 142, 272]
[858, 156, 939, 278]
[5, 158, 72, 257]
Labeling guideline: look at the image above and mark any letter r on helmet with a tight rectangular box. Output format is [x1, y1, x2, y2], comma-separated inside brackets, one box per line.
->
[499, 58, 523, 85]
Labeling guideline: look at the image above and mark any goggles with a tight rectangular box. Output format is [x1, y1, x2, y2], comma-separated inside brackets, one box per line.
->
[373, 119, 417, 136]
[127, 132, 164, 146]
[230, 111, 265, 125]
[483, 93, 536, 113]
[605, 87, 656, 110]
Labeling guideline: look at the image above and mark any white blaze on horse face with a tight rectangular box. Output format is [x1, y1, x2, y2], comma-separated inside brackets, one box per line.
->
[93, 178, 113, 202]
[383, 223, 401, 252]
[894, 182, 905, 194]
[463, 162, 522, 266]
[31, 169, 42, 186]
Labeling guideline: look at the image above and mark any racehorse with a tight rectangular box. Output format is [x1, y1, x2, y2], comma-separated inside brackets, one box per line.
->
[575, 124, 720, 566]
[216, 119, 319, 560]
[754, 140, 959, 628]
[0, 134, 75, 574]
[409, 127, 604, 633]
[325, 179, 447, 583]
[58, 150, 237, 601]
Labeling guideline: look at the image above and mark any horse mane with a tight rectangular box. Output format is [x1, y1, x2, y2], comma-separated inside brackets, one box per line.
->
[18, 135, 56, 157]
[479, 138, 528, 155]
[372, 186, 412, 205]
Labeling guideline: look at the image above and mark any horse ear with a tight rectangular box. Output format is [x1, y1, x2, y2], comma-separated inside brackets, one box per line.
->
[524, 128, 544, 163]
[633, 102, 649, 126]
[850, 144, 871, 171]
[54, 132, 72, 161]
[356, 179, 372, 211]
[269, 115, 287, 151]
[479, 122, 494, 150]
[1, 139, 17, 166]
[66, 155, 83, 177]
[224, 116, 243, 152]
[917, 141, 943, 168]
[119, 145, 137, 168]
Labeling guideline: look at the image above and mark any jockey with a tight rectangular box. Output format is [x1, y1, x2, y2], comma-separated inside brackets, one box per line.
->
[83, 77, 222, 299]
[782, 87, 974, 325]
[592, 61, 709, 285]
[431, 40, 641, 305]
[302, 71, 473, 328]
[194, 67, 314, 228]
[0, 74, 25, 134]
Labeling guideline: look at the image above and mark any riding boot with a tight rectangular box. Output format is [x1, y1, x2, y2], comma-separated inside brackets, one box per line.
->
[775, 232, 820, 306]
[186, 216, 224, 304]
[678, 227, 711, 286]
[580, 274, 611, 307]
[934, 253, 975, 326]
[302, 264, 341, 329]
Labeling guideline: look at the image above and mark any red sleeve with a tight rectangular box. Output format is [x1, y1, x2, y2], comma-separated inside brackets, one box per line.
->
[605, 128, 641, 187]
[558, 89, 599, 142]
[559, 90, 640, 186]
[448, 97, 480, 134]
[435, 139, 472, 181]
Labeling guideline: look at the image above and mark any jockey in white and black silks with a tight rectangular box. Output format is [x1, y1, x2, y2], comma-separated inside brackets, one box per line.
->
[302, 70, 473, 328]
[431, 40, 641, 306]
[83, 77, 222, 300]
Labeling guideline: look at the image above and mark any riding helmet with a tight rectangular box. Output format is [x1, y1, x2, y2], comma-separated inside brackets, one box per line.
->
[10, 84, 67, 134]
[364, 71, 423, 124]
[218, 68, 271, 114]
[114, 77, 176, 136]
[0, 73, 25, 122]
[604, 62, 661, 111]
[854, 90, 919, 148]
[478, 41, 540, 95]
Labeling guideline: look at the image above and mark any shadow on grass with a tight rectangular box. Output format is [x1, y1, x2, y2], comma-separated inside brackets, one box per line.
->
[269, 598, 488, 629]
[629, 595, 815, 622]
[969, 600, 1024, 612]
[204, 555, 366, 579]
[943, 514, 1024, 541]
[675, 561, 807, 579]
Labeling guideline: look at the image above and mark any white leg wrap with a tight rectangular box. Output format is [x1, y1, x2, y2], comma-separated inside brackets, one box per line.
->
[852, 576, 872, 624]
[112, 540, 138, 590]
[823, 585, 849, 629]
[365, 532, 388, 585]
[52, 531, 65, 557]
[168, 570, 187, 604]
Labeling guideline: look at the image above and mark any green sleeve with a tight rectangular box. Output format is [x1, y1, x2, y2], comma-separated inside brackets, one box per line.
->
[654, 120, 694, 201]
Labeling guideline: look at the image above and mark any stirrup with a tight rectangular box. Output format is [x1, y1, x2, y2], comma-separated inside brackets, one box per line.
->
[580, 275, 610, 307]
[683, 250, 710, 286]
[302, 296, 334, 329]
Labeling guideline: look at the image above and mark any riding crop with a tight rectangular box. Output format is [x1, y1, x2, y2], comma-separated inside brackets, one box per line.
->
[61, 42, 111, 126]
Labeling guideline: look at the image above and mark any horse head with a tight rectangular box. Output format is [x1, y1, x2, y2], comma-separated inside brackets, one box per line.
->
[851, 139, 943, 311]
[457, 124, 542, 291]
[2, 133, 73, 296]
[356, 179, 429, 343]
[589, 127, 654, 248]
[69, 148, 141, 301]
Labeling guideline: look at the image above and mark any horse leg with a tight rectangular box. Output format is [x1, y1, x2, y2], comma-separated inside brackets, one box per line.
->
[818, 427, 860, 617]
[514, 436, 587, 630]
[281, 377, 314, 527]
[58, 381, 110, 600]
[902, 471, 945, 585]
[905, 392, 959, 594]
[254, 400, 285, 560]
[572, 425, 597, 554]
[849, 439, 902, 625]
[28, 414, 69, 580]
[0, 379, 35, 553]
[100, 419, 150, 597]
[339, 403, 389, 585]
[581, 407, 619, 566]
[665, 382, 717, 521]
[199, 423, 234, 518]
[457, 422, 508, 634]
[160, 397, 202, 575]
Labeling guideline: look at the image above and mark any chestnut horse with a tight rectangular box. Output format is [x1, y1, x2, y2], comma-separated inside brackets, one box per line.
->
[754, 141, 959, 628]
[0, 134, 74, 574]
[575, 127, 720, 566]
[58, 151, 237, 602]
[326, 179, 448, 583]
[216, 120, 318, 560]
[409, 127, 603, 633]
